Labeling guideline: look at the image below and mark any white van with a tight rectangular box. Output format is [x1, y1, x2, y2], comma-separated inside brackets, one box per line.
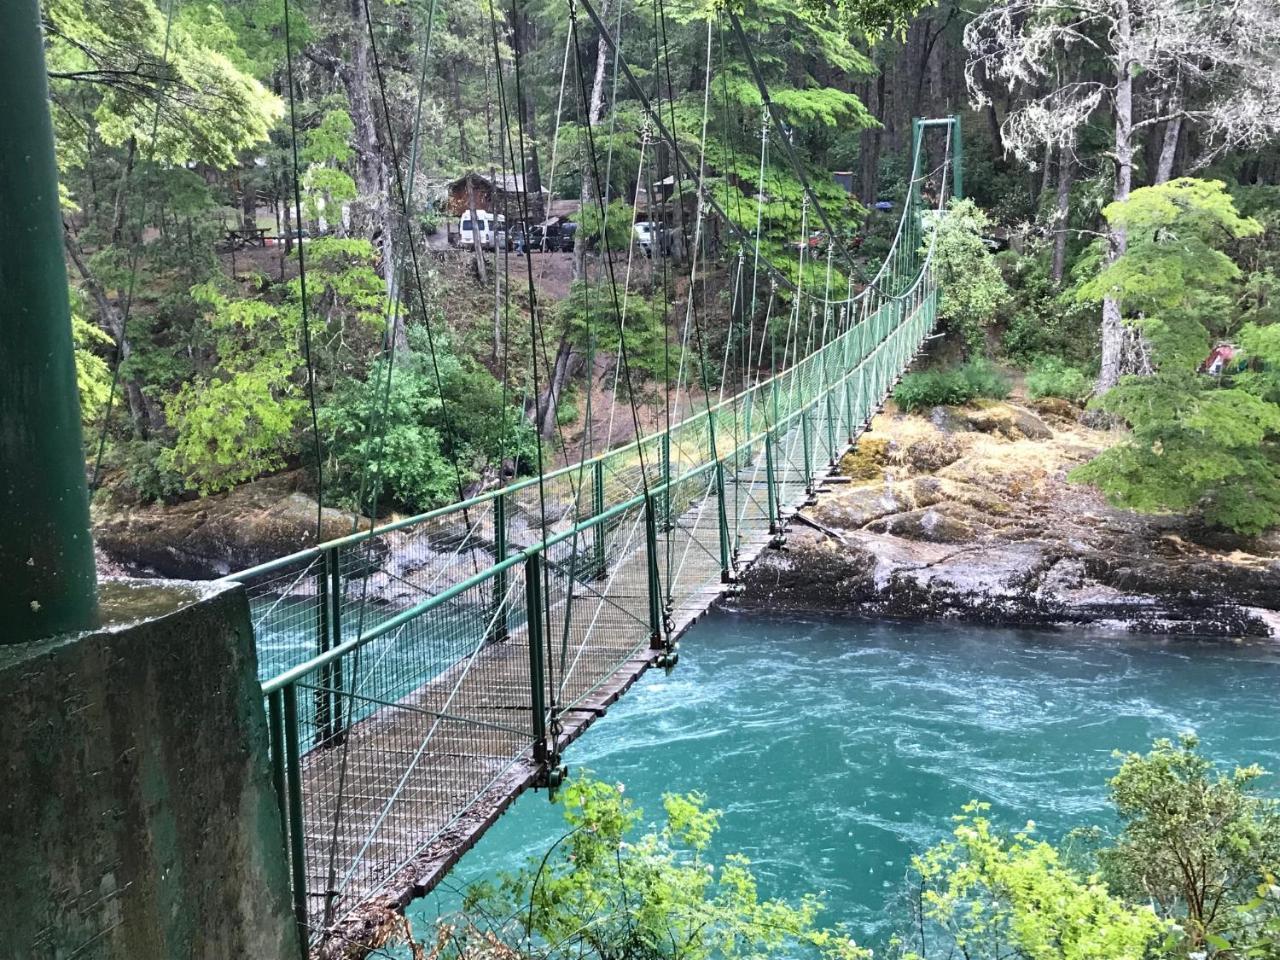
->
[458, 211, 505, 250]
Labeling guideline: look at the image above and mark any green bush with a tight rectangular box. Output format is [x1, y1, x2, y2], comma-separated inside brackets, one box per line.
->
[316, 365, 458, 515]
[960, 358, 1012, 400]
[1026, 357, 1091, 401]
[315, 330, 538, 516]
[117, 439, 188, 504]
[996, 249, 1099, 367]
[893, 369, 972, 411]
[927, 199, 1011, 355]
[893, 360, 1010, 413]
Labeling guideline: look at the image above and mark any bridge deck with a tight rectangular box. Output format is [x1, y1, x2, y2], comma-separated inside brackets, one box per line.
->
[292, 462, 789, 932]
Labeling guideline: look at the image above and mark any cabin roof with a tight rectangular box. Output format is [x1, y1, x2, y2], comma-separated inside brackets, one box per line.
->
[444, 172, 549, 194]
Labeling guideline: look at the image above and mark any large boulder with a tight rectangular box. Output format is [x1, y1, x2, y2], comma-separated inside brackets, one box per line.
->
[94, 473, 368, 579]
[928, 401, 1053, 440]
[903, 434, 964, 473]
[837, 436, 892, 482]
[864, 503, 980, 544]
[1029, 396, 1083, 422]
[961, 401, 1054, 440]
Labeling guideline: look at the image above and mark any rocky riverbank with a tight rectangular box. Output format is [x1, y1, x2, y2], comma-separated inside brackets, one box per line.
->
[731, 400, 1280, 638]
[93, 402, 1280, 638]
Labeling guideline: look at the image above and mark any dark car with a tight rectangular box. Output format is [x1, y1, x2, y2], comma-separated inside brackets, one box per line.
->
[528, 220, 577, 253]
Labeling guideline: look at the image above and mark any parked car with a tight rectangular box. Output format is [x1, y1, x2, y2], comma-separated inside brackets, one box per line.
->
[633, 220, 672, 257]
[528, 220, 577, 252]
[266, 228, 310, 247]
[458, 211, 505, 250]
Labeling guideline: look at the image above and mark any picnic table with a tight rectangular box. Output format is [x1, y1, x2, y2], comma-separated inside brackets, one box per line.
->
[224, 226, 268, 249]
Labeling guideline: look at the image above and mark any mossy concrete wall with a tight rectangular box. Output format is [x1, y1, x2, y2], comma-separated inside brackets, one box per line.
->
[0, 579, 300, 959]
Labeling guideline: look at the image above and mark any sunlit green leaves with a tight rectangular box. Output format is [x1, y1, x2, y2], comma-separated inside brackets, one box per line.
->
[460, 775, 872, 960]
[44, 0, 282, 169]
[1098, 735, 1280, 956]
[905, 802, 1170, 960]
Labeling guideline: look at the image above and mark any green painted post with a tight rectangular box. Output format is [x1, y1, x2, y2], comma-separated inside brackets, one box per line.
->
[764, 430, 779, 534]
[524, 553, 548, 764]
[0, 0, 98, 643]
[704, 406, 731, 582]
[328, 548, 344, 743]
[267, 690, 288, 853]
[492, 495, 509, 639]
[660, 431, 672, 529]
[845, 378, 857, 443]
[282, 684, 308, 952]
[715, 461, 731, 582]
[591, 460, 606, 579]
[800, 405, 814, 494]
[825, 390, 837, 465]
[952, 114, 964, 200]
[313, 554, 331, 747]
[644, 495, 664, 648]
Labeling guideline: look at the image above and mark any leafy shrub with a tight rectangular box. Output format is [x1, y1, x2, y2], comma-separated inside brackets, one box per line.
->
[165, 356, 304, 494]
[118, 440, 188, 504]
[1026, 357, 1091, 401]
[72, 309, 113, 424]
[316, 330, 538, 516]
[997, 249, 1098, 367]
[893, 360, 1010, 413]
[316, 365, 458, 515]
[458, 776, 872, 960]
[893, 369, 972, 411]
[560, 281, 675, 384]
[555, 393, 580, 427]
[960, 358, 1012, 400]
[577, 198, 635, 252]
[926, 199, 1011, 355]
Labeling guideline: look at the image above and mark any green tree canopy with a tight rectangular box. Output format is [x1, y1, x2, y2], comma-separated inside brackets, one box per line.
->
[1071, 180, 1280, 534]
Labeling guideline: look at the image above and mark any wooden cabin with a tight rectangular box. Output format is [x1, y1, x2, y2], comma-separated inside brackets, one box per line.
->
[444, 172, 548, 222]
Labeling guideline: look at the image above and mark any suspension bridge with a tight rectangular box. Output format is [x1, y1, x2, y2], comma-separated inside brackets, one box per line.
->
[224, 104, 962, 946]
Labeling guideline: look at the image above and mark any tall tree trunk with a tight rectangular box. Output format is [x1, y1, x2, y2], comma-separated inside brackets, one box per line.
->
[1097, 2, 1151, 394]
[345, 0, 384, 238]
[309, 5, 390, 269]
[574, 8, 610, 281]
[466, 176, 488, 286]
[1051, 152, 1074, 286]
[1037, 143, 1054, 205]
[533, 4, 612, 439]
[451, 63, 467, 158]
[64, 228, 160, 435]
[860, 69, 887, 204]
[513, 9, 543, 196]
[110, 136, 138, 245]
[909, 9, 954, 124]
[1156, 114, 1182, 185]
[536, 336, 579, 440]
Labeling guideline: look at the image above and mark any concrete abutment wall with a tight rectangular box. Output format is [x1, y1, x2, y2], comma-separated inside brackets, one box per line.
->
[0, 579, 300, 959]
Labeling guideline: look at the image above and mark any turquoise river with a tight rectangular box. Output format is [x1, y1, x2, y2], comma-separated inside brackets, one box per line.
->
[400, 612, 1280, 949]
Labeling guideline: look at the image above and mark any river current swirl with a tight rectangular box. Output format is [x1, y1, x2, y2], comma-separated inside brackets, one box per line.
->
[405, 613, 1280, 946]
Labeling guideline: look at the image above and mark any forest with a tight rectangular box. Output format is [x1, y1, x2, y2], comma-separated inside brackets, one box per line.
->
[52, 0, 1280, 539]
